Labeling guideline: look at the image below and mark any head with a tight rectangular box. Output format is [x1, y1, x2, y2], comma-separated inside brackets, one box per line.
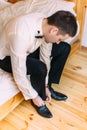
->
[42, 10, 77, 43]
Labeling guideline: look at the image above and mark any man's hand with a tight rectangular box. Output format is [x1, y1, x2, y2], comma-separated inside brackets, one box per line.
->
[32, 95, 45, 107]
[46, 87, 51, 102]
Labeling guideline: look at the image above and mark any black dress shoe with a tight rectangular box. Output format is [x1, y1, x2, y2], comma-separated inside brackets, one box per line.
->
[50, 88, 68, 101]
[31, 101, 53, 118]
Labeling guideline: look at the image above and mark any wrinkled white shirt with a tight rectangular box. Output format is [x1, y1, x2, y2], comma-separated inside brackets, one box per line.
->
[0, 13, 52, 99]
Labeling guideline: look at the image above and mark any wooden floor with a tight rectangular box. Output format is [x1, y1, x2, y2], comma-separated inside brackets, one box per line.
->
[0, 47, 87, 130]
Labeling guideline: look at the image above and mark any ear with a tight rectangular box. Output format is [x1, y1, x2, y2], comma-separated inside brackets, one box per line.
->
[49, 26, 59, 35]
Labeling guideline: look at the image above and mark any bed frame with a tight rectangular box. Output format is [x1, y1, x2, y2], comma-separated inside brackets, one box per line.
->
[0, 92, 24, 121]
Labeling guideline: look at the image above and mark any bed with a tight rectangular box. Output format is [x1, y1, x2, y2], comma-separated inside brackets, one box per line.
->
[0, 0, 79, 121]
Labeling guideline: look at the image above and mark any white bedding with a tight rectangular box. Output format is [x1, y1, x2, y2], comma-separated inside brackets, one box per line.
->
[0, 0, 79, 106]
[0, 69, 19, 106]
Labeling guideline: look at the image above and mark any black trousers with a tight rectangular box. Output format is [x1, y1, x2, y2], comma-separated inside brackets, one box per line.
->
[0, 42, 71, 100]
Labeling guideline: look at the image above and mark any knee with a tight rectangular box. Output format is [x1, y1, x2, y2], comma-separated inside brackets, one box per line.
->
[61, 42, 71, 54]
[65, 43, 71, 53]
[52, 42, 71, 58]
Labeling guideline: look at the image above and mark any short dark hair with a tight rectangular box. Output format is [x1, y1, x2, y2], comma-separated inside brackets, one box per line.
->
[47, 10, 77, 37]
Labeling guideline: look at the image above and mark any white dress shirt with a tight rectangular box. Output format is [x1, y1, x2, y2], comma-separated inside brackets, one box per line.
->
[0, 13, 52, 100]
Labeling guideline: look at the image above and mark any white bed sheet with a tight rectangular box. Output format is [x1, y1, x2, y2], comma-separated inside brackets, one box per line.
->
[0, 69, 19, 106]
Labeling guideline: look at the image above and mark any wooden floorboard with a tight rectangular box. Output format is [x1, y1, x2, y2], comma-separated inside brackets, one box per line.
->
[0, 47, 87, 130]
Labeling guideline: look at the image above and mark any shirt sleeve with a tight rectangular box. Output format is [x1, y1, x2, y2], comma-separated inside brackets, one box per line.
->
[40, 41, 52, 84]
[8, 34, 38, 100]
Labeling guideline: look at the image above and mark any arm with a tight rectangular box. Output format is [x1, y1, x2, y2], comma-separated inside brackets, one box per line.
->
[8, 34, 38, 100]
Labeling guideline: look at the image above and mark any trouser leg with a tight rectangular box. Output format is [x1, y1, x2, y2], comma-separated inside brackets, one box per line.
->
[26, 56, 47, 100]
[26, 49, 47, 100]
[48, 42, 71, 89]
[0, 51, 47, 100]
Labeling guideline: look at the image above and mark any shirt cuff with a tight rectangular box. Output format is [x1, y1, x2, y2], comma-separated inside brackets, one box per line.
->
[23, 89, 38, 100]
